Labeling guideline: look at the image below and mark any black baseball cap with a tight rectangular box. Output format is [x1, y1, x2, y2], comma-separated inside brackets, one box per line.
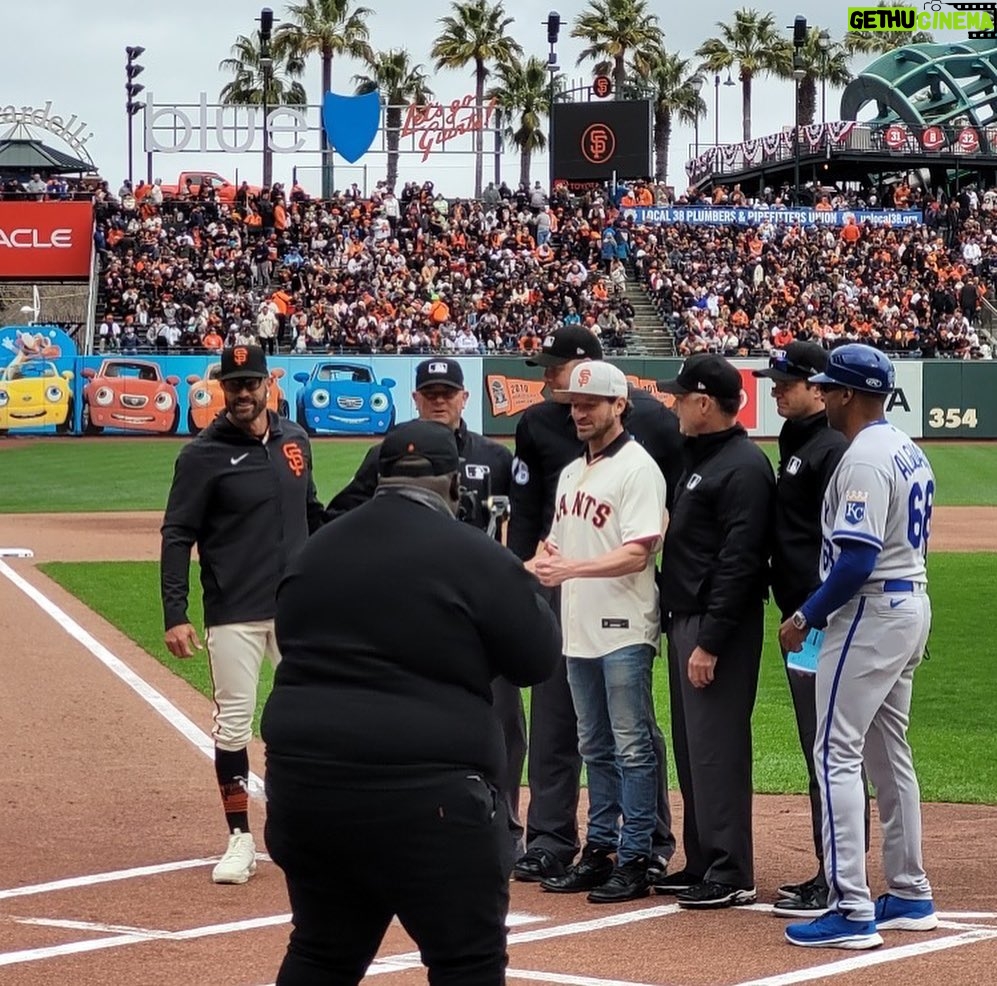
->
[415, 358, 464, 390]
[218, 344, 268, 380]
[657, 353, 743, 400]
[753, 341, 829, 382]
[525, 326, 603, 366]
[378, 420, 460, 478]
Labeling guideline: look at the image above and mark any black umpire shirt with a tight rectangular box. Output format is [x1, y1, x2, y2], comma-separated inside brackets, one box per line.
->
[508, 387, 684, 560]
[262, 488, 561, 789]
[659, 425, 775, 655]
[771, 411, 847, 617]
[326, 420, 512, 531]
[160, 411, 326, 630]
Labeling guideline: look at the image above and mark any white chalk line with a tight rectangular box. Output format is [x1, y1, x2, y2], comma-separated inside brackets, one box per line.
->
[0, 558, 265, 796]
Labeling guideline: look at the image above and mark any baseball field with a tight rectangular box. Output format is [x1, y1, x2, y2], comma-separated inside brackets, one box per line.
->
[3, 436, 997, 986]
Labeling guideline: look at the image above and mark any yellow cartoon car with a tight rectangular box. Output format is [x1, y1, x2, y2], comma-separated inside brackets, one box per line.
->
[0, 360, 74, 434]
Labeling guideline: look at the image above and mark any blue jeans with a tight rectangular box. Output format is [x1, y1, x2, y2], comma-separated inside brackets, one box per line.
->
[566, 644, 657, 863]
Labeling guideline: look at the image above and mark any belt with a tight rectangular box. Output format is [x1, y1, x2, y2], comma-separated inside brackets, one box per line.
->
[882, 579, 926, 594]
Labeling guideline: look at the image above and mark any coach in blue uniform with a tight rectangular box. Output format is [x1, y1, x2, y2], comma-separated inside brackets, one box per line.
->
[780, 345, 938, 950]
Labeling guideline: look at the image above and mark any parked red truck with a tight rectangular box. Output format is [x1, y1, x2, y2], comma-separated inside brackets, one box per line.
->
[137, 172, 262, 204]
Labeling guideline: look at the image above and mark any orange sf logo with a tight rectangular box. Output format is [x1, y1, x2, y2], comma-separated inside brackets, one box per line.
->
[592, 76, 611, 99]
[233, 346, 248, 366]
[582, 123, 615, 165]
[283, 442, 306, 477]
[578, 368, 592, 386]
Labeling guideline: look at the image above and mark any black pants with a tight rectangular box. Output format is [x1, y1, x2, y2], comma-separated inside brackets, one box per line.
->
[491, 677, 527, 858]
[526, 652, 676, 864]
[265, 771, 509, 985]
[667, 608, 762, 889]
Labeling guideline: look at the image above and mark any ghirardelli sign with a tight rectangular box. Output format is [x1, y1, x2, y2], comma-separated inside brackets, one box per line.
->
[0, 102, 94, 160]
[0, 202, 94, 280]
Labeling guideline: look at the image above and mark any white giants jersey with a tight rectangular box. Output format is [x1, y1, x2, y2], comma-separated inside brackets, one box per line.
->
[819, 422, 934, 586]
[547, 438, 667, 658]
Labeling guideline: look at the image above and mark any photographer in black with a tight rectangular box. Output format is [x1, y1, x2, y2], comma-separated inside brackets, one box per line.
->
[324, 357, 525, 856]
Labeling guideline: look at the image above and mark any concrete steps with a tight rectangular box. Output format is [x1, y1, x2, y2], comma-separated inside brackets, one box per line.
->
[621, 279, 676, 358]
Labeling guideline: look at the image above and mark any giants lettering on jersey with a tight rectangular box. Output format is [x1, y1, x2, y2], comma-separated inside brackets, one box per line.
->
[556, 489, 613, 528]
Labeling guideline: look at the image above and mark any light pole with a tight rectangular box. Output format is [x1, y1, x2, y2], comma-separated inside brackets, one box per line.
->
[717, 71, 735, 147]
[125, 46, 146, 189]
[546, 10, 560, 190]
[689, 73, 705, 157]
[791, 15, 807, 205]
[258, 8, 274, 190]
[818, 29, 831, 124]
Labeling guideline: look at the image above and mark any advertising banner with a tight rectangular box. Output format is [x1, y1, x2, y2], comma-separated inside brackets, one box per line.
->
[0, 325, 78, 436]
[0, 202, 94, 280]
[624, 206, 923, 228]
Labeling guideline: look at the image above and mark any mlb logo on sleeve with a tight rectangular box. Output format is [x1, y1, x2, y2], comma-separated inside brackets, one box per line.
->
[686, 474, 702, 490]
[465, 464, 490, 480]
[844, 489, 869, 525]
[786, 456, 803, 476]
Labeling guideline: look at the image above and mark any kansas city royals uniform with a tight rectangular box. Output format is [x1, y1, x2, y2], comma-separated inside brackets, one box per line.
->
[814, 421, 934, 924]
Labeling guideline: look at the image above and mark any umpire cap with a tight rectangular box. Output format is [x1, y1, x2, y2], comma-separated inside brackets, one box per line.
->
[753, 341, 829, 382]
[525, 326, 603, 366]
[808, 343, 895, 394]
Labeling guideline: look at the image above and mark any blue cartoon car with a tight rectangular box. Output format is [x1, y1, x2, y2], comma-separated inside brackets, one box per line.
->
[293, 362, 396, 435]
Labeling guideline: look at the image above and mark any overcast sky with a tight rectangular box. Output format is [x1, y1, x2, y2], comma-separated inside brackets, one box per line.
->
[2, 1, 976, 196]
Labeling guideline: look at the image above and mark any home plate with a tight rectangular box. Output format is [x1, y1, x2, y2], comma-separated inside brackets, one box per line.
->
[0, 549, 33, 558]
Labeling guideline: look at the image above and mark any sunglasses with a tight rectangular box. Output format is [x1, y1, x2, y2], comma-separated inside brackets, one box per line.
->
[221, 377, 265, 393]
[767, 350, 811, 377]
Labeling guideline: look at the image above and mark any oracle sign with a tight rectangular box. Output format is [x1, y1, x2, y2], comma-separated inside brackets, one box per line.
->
[0, 202, 93, 279]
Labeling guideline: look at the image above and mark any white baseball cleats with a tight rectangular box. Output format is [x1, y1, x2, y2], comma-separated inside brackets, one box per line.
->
[211, 829, 257, 884]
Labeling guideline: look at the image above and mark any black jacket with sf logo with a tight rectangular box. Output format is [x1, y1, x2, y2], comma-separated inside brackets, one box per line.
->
[160, 410, 325, 631]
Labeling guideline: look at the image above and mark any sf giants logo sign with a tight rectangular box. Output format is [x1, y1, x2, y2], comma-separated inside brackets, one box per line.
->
[581, 123, 615, 165]
[282, 442, 306, 477]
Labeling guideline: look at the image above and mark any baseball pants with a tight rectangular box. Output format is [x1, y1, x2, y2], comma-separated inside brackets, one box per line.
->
[207, 621, 281, 751]
[816, 591, 933, 923]
[667, 606, 763, 890]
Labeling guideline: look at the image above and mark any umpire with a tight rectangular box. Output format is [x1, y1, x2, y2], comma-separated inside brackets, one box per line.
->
[507, 325, 683, 883]
[653, 353, 775, 910]
[753, 342, 867, 917]
[325, 357, 525, 857]
[262, 420, 560, 985]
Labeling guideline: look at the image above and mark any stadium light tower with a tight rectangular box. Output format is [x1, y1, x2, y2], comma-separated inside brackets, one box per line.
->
[125, 46, 146, 189]
[259, 8, 275, 189]
[790, 16, 807, 205]
[546, 11, 560, 189]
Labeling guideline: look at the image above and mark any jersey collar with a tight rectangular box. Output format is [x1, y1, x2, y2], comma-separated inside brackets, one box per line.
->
[585, 429, 630, 464]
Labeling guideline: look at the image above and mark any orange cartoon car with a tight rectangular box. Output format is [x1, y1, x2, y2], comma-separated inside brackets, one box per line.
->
[185, 362, 289, 434]
[81, 359, 181, 434]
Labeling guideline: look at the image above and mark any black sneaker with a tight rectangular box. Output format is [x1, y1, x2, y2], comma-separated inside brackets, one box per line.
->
[773, 880, 829, 918]
[647, 853, 670, 880]
[651, 868, 703, 894]
[540, 845, 615, 893]
[512, 847, 568, 883]
[587, 856, 651, 904]
[677, 880, 757, 909]
[777, 872, 825, 900]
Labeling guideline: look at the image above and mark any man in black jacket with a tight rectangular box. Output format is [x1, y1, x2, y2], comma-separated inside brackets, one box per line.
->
[160, 344, 324, 886]
[753, 343, 865, 918]
[325, 357, 525, 858]
[262, 420, 560, 986]
[653, 353, 775, 910]
[507, 326, 683, 883]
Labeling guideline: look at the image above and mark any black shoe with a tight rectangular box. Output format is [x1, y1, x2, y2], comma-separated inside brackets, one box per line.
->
[587, 857, 651, 904]
[651, 868, 703, 894]
[677, 880, 757, 909]
[647, 853, 670, 880]
[513, 847, 568, 883]
[773, 880, 829, 918]
[540, 845, 615, 893]
[777, 872, 825, 900]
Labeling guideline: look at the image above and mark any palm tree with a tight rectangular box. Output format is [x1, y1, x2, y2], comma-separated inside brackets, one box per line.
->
[636, 50, 704, 185]
[571, 0, 664, 98]
[219, 35, 307, 188]
[431, 0, 524, 198]
[487, 56, 555, 188]
[797, 28, 853, 126]
[696, 8, 793, 141]
[353, 50, 433, 192]
[275, 0, 374, 198]
[845, 0, 933, 57]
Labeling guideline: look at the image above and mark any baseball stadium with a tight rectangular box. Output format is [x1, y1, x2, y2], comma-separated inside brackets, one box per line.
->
[2, 2, 997, 984]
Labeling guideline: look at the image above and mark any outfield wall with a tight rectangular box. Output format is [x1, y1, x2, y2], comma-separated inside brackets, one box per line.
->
[1, 331, 995, 439]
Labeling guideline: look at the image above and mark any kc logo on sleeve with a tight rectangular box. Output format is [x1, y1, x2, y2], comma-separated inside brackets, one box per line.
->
[844, 489, 869, 524]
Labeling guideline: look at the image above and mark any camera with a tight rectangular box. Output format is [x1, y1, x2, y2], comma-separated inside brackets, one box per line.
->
[457, 465, 511, 538]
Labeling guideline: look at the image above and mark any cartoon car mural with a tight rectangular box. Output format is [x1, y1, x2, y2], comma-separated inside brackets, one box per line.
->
[185, 363, 289, 434]
[81, 359, 181, 435]
[293, 363, 396, 435]
[0, 361, 74, 434]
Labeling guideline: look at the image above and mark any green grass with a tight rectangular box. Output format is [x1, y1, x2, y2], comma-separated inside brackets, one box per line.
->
[39, 553, 997, 804]
[3, 438, 997, 512]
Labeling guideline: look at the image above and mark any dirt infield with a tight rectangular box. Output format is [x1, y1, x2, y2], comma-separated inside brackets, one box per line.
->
[1, 513, 995, 985]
